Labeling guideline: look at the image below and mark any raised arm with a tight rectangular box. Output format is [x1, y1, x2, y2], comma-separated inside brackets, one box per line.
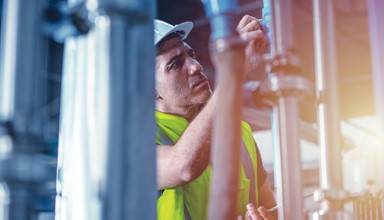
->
[156, 92, 217, 189]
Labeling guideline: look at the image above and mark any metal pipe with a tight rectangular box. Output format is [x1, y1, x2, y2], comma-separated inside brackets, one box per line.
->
[56, 0, 156, 219]
[208, 49, 244, 220]
[272, 96, 303, 219]
[55, 2, 96, 220]
[0, 0, 48, 137]
[367, 0, 384, 130]
[268, 0, 295, 55]
[202, 0, 244, 219]
[0, 0, 17, 119]
[267, 0, 304, 218]
[311, 1, 349, 218]
[0, 0, 50, 219]
[202, 0, 238, 41]
[56, 32, 96, 220]
[94, 0, 157, 219]
[313, 0, 343, 193]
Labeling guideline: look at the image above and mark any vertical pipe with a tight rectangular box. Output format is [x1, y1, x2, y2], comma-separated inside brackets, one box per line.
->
[208, 50, 244, 220]
[313, 0, 343, 195]
[261, 0, 271, 45]
[272, 96, 303, 219]
[57, 0, 156, 219]
[56, 34, 95, 220]
[0, 183, 9, 220]
[56, 2, 95, 220]
[267, 0, 304, 218]
[268, 0, 295, 55]
[367, 0, 384, 130]
[202, 0, 243, 219]
[202, 0, 238, 41]
[0, 0, 47, 138]
[96, 0, 157, 219]
[0, 0, 17, 119]
[0, 0, 48, 219]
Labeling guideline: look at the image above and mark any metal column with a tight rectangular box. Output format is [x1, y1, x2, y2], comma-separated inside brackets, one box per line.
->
[98, 0, 157, 219]
[311, 0, 344, 218]
[311, 0, 351, 219]
[56, 0, 156, 219]
[203, 0, 245, 219]
[313, 0, 342, 193]
[271, 96, 304, 219]
[0, 0, 53, 219]
[367, 0, 384, 130]
[261, 0, 307, 219]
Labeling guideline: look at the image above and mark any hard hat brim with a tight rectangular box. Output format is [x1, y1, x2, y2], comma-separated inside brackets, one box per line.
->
[154, 21, 193, 46]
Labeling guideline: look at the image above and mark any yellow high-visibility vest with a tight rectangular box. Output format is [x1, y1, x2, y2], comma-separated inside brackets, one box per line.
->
[156, 111, 259, 220]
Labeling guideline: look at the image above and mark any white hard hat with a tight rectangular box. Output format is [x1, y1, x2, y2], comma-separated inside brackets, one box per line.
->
[154, 19, 193, 46]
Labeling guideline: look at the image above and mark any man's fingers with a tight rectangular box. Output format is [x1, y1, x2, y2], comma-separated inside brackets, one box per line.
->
[237, 15, 266, 51]
[237, 15, 254, 31]
[258, 206, 276, 220]
[238, 210, 255, 220]
[237, 15, 262, 32]
[238, 19, 261, 33]
[239, 30, 266, 43]
[246, 203, 262, 220]
[245, 210, 256, 220]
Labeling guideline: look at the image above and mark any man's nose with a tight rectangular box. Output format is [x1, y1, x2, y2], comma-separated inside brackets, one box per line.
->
[187, 58, 202, 75]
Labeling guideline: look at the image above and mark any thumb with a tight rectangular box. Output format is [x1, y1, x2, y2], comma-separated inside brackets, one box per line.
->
[258, 206, 276, 220]
[246, 203, 263, 220]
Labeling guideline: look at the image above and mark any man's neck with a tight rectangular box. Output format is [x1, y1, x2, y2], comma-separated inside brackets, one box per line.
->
[156, 103, 205, 122]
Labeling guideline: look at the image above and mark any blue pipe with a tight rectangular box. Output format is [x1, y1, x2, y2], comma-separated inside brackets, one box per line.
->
[202, 0, 239, 41]
[262, 0, 271, 42]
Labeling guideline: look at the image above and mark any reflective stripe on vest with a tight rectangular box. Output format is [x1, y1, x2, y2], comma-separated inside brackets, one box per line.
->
[241, 142, 256, 205]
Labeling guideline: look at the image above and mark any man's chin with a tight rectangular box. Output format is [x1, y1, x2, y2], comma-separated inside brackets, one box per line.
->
[195, 91, 212, 104]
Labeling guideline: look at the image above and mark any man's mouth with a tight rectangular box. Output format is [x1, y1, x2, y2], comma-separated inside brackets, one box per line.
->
[191, 77, 208, 89]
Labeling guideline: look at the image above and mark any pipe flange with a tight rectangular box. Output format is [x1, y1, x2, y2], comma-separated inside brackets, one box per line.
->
[209, 37, 246, 54]
[0, 153, 55, 184]
[313, 189, 350, 203]
[259, 74, 314, 103]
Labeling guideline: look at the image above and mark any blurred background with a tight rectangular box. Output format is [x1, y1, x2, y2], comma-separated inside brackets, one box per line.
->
[0, 0, 383, 219]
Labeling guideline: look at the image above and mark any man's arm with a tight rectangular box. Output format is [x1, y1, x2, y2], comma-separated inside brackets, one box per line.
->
[156, 92, 217, 189]
[157, 14, 266, 190]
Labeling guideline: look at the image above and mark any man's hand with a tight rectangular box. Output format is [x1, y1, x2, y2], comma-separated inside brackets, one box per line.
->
[236, 15, 267, 72]
[237, 203, 277, 220]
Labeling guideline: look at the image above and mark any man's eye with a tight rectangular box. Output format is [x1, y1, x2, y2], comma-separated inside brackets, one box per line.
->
[170, 60, 182, 69]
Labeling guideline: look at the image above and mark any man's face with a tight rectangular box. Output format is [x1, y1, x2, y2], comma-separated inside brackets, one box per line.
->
[156, 36, 212, 109]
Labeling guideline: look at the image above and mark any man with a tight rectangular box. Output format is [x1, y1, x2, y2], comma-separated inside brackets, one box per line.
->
[154, 15, 276, 220]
